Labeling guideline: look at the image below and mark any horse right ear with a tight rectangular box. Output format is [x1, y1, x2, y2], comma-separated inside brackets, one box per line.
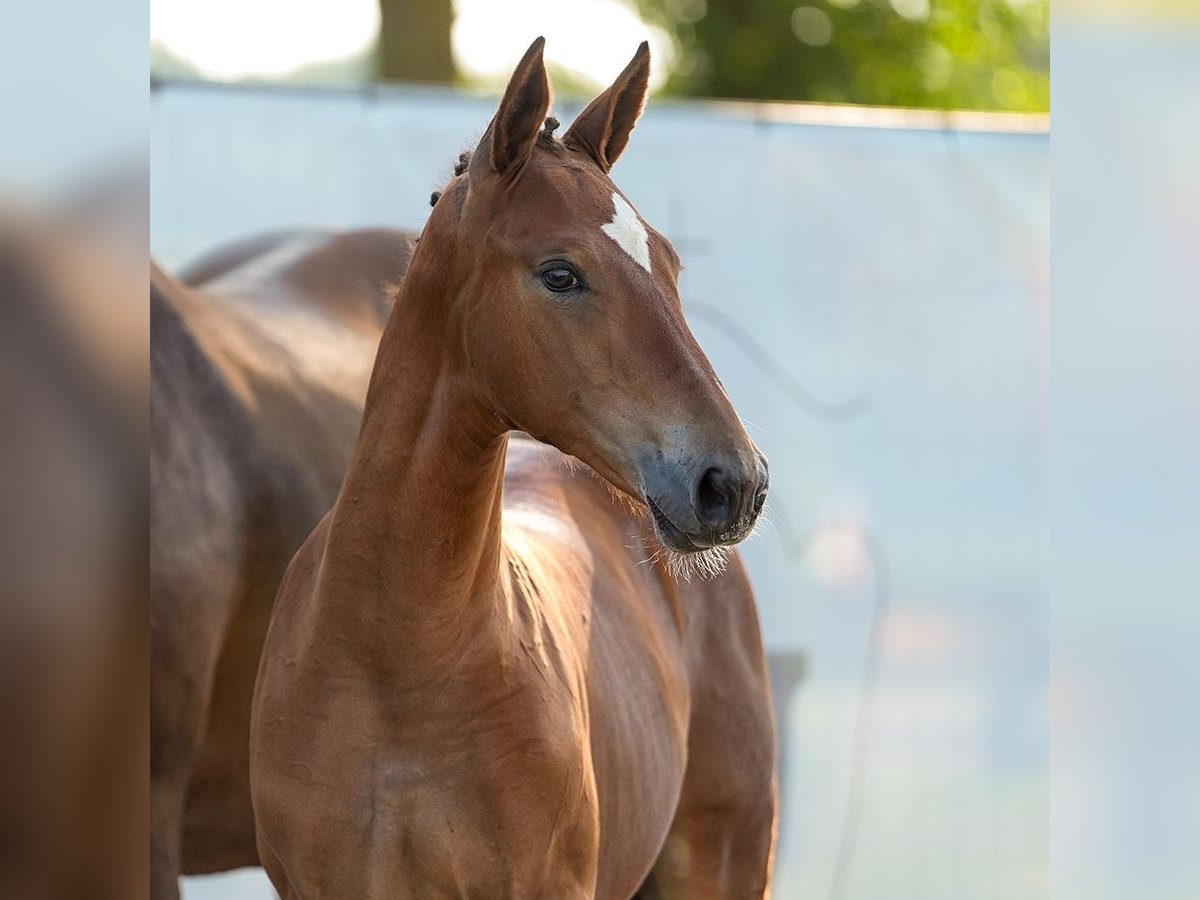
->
[473, 37, 551, 178]
[563, 41, 650, 173]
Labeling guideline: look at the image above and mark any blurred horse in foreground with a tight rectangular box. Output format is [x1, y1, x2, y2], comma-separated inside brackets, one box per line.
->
[0, 205, 146, 899]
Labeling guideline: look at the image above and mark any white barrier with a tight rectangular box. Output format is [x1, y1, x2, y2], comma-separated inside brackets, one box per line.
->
[154, 80, 1049, 899]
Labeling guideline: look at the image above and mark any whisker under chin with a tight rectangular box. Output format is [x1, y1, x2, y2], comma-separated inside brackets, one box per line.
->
[664, 546, 730, 583]
[637, 545, 668, 570]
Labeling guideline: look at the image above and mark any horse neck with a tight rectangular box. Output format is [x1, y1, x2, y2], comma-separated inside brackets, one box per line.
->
[320, 241, 510, 653]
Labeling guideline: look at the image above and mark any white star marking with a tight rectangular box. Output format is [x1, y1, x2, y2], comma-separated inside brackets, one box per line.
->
[601, 192, 651, 274]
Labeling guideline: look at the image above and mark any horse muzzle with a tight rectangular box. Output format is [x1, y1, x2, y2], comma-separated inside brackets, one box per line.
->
[641, 449, 769, 553]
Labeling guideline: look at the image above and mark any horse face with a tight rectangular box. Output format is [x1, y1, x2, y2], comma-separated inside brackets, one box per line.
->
[454, 39, 768, 557]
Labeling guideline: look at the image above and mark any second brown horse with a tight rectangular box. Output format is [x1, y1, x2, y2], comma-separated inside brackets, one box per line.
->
[251, 40, 777, 898]
[151, 228, 413, 897]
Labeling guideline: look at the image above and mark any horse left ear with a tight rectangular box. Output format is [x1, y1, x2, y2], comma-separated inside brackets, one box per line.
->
[477, 36, 551, 177]
[564, 42, 650, 173]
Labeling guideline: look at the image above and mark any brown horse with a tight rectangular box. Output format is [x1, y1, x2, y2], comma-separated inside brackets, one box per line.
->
[251, 40, 776, 898]
[150, 228, 414, 897]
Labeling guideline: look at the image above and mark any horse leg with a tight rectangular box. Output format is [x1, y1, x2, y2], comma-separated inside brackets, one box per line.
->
[638, 753, 776, 899]
[639, 575, 777, 898]
[150, 588, 224, 899]
[150, 774, 187, 900]
[636, 777, 776, 900]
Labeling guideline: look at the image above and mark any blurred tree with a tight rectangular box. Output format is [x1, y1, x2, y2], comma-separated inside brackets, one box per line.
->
[636, 0, 1048, 112]
[377, 0, 456, 83]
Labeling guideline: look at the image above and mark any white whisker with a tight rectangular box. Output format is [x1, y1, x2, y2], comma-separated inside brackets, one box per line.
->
[739, 414, 766, 434]
[664, 546, 730, 583]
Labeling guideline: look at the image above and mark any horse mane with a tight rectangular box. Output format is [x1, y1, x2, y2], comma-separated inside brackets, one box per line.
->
[536, 115, 562, 150]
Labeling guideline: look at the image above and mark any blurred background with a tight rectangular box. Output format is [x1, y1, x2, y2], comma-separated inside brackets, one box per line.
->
[149, 1, 1049, 899]
[150, 0, 1049, 111]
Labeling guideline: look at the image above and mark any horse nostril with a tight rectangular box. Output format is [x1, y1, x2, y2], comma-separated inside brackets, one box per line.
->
[695, 467, 735, 531]
[752, 455, 770, 515]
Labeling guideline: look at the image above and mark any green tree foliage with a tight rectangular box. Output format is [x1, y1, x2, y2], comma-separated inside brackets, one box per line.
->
[377, 0, 455, 84]
[636, 0, 1048, 111]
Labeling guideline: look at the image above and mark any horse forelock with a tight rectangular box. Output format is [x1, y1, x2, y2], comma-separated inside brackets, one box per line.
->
[431, 117, 568, 208]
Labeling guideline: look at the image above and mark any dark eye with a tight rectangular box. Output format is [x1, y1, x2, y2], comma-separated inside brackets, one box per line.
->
[541, 267, 580, 293]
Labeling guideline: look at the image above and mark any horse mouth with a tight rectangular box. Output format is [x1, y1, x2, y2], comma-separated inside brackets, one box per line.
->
[645, 496, 704, 553]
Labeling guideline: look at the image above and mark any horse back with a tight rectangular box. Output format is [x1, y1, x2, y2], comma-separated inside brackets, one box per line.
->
[180, 228, 414, 334]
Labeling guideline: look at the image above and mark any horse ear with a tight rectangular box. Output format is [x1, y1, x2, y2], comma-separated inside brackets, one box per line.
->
[563, 42, 650, 173]
[477, 37, 551, 176]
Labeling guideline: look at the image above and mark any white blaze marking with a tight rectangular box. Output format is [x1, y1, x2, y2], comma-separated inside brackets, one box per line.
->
[601, 192, 651, 274]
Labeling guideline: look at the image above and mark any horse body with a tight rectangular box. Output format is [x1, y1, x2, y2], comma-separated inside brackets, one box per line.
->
[254, 439, 774, 899]
[150, 229, 413, 895]
[253, 39, 776, 897]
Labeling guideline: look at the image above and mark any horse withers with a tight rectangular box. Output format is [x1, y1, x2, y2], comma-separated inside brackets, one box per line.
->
[251, 39, 776, 898]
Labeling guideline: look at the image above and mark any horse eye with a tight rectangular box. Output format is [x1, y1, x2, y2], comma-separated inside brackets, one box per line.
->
[541, 267, 580, 293]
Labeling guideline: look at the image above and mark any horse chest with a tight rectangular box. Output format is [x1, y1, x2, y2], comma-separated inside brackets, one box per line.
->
[352, 668, 600, 895]
[364, 607, 685, 895]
